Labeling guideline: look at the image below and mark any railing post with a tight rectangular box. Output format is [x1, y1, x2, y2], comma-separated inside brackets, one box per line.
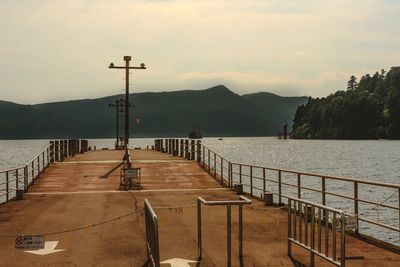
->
[50, 141, 55, 163]
[250, 166, 253, 196]
[213, 152, 216, 178]
[31, 161, 34, 181]
[207, 149, 210, 172]
[46, 146, 50, 167]
[37, 156, 40, 176]
[185, 139, 189, 159]
[180, 139, 184, 157]
[354, 181, 359, 234]
[239, 165, 242, 184]
[310, 206, 315, 267]
[202, 146, 205, 168]
[341, 213, 346, 267]
[64, 139, 68, 157]
[6, 171, 9, 202]
[24, 166, 28, 192]
[221, 157, 223, 184]
[228, 162, 232, 188]
[287, 199, 292, 257]
[297, 173, 301, 198]
[322, 177, 326, 205]
[42, 151, 45, 169]
[279, 170, 282, 204]
[197, 141, 201, 163]
[190, 140, 195, 160]
[239, 204, 243, 260]
[16, 169, 19, 190]
[322, 177, 327, 223]
[227, 204, 232, 267]
[263, 168, 266, 196]
[197, 198, 202, 260]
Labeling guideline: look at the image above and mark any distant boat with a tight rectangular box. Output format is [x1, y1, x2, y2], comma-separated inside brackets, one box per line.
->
[188, 121, 202, 139]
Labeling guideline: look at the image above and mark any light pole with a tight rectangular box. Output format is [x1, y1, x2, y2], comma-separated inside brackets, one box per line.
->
[108, 98, 124, 149]
[108, 56, 146, 160]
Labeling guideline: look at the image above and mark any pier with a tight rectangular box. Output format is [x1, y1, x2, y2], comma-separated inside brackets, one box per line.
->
[0, 139, 399, 266]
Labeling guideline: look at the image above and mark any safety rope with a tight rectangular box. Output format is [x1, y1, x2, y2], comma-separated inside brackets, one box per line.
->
[0, 211, 135, 238]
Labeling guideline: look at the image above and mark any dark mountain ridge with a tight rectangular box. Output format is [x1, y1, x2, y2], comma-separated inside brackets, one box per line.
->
[0, 85, 307, 139]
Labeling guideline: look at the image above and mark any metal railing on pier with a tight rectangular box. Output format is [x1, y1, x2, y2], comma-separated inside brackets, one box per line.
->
[144, 199, 160, 267]
[0, 139, 89, 204]
[288, 196, 346, 267]
[153, 139, 400, 248]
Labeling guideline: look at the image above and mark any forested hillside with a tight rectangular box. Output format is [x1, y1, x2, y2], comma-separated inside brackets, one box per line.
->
[292, 67, 400, 139]
[0, 85, 307, 139]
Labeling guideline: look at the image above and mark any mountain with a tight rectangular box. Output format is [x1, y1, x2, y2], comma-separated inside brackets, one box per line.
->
[0, 85, 308, 139]
[242, 92, 309, 128]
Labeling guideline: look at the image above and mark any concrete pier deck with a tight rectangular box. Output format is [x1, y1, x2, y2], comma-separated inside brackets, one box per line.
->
[0, 149, 399, 266]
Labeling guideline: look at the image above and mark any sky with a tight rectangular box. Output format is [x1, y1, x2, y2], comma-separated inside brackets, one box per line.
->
[0, 0, 399, 104]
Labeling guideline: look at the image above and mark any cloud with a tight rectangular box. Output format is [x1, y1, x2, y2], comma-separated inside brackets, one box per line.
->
[0, 0, 399, 103]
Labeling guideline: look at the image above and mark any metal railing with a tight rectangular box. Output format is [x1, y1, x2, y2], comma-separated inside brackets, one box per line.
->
[0, 139, 89, 204]
[154, 138, 202, 162]
[144, 199, 160, 267]
[197, 196, 252, 267]
[288, 196, 346, 267]
[153, 140, 400, 246]
[199, 145, 400, 245]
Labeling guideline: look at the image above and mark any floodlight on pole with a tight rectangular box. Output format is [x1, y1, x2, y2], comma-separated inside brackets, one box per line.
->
[108, 56, 146, 162]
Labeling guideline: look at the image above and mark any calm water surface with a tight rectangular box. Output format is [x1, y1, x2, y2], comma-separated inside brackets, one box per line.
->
[0, 137, 399, 244]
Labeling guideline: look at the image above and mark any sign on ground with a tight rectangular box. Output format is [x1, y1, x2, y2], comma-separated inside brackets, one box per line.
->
[15, 235, 45, 250]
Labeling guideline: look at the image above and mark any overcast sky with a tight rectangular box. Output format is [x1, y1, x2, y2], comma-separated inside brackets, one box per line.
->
[1, 0, 399, 104]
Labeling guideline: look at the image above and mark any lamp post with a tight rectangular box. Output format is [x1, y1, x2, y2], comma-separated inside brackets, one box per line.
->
[108, 99, 124, 149]
[108, 56, 146, 160]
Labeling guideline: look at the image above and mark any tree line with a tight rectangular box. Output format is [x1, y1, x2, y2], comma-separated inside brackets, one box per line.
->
[292, 67, 400, 139]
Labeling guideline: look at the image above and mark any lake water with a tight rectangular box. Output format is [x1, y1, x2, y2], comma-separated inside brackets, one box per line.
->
[0, 137, 399, 245]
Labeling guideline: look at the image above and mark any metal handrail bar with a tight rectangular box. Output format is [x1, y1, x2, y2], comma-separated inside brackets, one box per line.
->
[0, 166, 25, 174]
[144, 199, 160, 267]
[25, 144, 52, 165]
[286, 195, 344, 214]
[198, 196, 252, 206]
[197, 196, 252, 266]
[231, 162, 400, 189]
[288, 196, 346, 266]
